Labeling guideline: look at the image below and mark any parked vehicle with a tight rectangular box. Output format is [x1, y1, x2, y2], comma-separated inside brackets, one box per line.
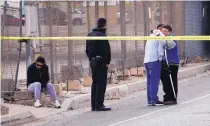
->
[38, 8, 67, 25]
[116, 11, 131, 24]
[38, 8, 85, 25]
[72, 9, 85, 25]
[1, 14, 25, 26]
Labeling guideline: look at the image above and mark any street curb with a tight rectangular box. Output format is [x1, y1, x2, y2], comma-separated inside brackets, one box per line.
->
[178, 63, 210, 79]
[1, 111, 34, 126]
[62, 63, 210, 110]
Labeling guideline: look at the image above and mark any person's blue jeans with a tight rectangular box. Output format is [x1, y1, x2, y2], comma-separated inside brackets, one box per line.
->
[28, 82, 57, 101]
[145, 60, 161, 104]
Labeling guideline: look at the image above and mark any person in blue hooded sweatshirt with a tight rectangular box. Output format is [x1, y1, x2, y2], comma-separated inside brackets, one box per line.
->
[161, 25, 180, 105]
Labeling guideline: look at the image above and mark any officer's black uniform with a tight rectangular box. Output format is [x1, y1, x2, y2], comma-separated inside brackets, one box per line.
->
[86, 19, 111, 111]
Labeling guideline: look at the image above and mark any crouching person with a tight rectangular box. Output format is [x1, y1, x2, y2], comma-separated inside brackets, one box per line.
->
[27, 56, 61, 108]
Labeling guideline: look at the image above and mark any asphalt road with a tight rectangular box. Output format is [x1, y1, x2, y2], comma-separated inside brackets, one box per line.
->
[28, 72, 210, 126]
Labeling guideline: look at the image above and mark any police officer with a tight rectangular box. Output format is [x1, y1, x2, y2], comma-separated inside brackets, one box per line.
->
[86, 18, 111, 111]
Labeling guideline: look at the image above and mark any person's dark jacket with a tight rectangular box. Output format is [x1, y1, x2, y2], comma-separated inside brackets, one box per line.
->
[86, 28, 111, 65]
[27, 63, 50, 89]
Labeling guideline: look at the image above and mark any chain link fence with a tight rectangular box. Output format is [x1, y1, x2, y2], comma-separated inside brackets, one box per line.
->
[1, 3, 25, 91]
[1, 1, 209, 91]
[36, 1, 149, 83]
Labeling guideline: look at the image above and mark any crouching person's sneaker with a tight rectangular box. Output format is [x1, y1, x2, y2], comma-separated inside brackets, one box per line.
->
[54, 100, 61, 108]
[34, 100, 42, 108]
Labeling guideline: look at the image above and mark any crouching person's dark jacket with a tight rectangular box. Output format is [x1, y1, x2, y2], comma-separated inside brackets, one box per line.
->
[27, 63, 50, 89]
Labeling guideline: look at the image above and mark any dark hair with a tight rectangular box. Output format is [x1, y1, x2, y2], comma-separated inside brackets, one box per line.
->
[36, 56, 46, 64]
[97, 18, 107, 28]
[157, 24, 164, 29]
[162, 25, 172, 32]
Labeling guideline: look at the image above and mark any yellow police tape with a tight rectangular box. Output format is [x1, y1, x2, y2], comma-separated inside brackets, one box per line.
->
[1, 36, 210, 41]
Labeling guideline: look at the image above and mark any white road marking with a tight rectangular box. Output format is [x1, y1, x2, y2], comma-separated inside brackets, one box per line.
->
[108, 93, 210, 126]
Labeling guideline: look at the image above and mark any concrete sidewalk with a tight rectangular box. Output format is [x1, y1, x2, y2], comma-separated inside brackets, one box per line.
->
[61, 62, 210, 110]
[1, 62, 210, 126]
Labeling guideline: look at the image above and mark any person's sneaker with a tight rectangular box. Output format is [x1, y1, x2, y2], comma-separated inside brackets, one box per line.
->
[148, 103, 156, 106]
[34, 100, 42, 108]
[156, 101, 164, 105]
[54, 100, 61, 108]
[164, 101, 177, 105]
[148, 101, 163, 106]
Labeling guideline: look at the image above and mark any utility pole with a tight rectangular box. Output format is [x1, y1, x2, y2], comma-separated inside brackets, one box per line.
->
[25, 1, 39, 68]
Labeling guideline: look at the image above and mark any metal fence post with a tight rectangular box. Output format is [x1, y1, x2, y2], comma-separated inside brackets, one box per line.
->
[1, 2, 8, 75]
[133, 1, 138, 65]
[36, 3, 42, 54]
[160, 1, 162, 23]
[104, 1, 108, 19]
[25, 3, 31, 69]
[86, 2, 90, 33]
[95, 1, 99, 23]
[67, 1, 73, 79]
[143, 1, 149, 50]
[1, 1, 7, 44]
[86, 2, 92, 76]
[48, 2, 54, 83]
[14, 0, 23, 90]
[1, 1, 8, 85]
[20, 1, 23, 38]
[104, 1, 108, 33]
[120, 1, 126, 80]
